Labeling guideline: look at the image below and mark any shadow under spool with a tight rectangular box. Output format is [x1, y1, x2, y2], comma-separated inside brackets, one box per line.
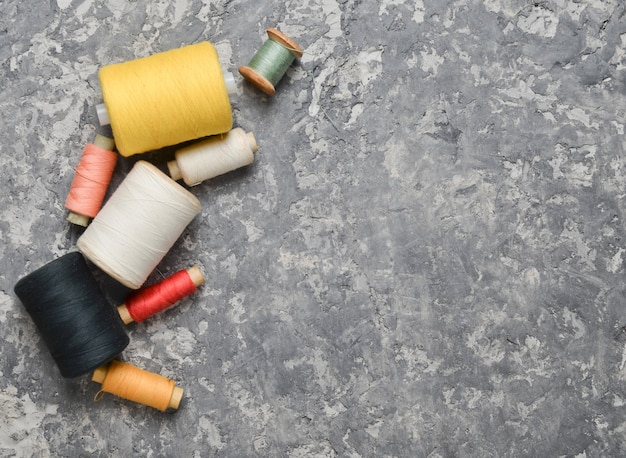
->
[13, 252, 129, 378]
[239, 28, 303, 96]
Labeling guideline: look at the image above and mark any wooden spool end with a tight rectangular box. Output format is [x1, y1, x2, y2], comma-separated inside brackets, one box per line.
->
[187, 265, 205, 287]
[117, 303, 134, 324]
[92, 364, 109, 384]
[238, 65, 276, 95]
[266, 28, 303, 58]
[169, 386, 184, 410]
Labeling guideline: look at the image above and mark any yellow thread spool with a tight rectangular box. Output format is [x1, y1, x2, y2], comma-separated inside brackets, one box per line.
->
[98, 42, 233, 157]
[92, 360, 183, 411]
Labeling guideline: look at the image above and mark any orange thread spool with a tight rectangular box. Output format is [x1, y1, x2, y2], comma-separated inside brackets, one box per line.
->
[117, 266, 204, 324]
[65, 135, 117, 226]
[92, 360, 183, 411]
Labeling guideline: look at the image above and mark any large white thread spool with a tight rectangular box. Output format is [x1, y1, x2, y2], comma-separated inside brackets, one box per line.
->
[77, 161, 201, 289]
[167, 128, 259, 186]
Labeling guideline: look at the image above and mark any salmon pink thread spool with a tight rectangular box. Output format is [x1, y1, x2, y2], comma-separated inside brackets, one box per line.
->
[65, 135, 117, 227]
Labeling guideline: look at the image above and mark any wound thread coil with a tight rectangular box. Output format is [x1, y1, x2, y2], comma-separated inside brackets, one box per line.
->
[168, 127, 258, 186]
[77, 160, 201, 290]
[98, 41, 233, 156]
[65, 134, 117, 227]
[117, 265, 204, 324]
[238, 28, 303, 96]
[13, 252, 129, 378]
[92, 360, 183, 411]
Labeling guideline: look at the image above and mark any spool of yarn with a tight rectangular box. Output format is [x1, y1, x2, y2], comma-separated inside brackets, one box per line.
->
[238, 28, 303, 96]
[97, 41, 234, 156]
[117, 265, 204, 324]
[65, 134, 118, 227]
[13, 252, 129, 378]
[77, 160, 201, 290]
[92, 360, 183, 411]
[168, 127, 258, 186]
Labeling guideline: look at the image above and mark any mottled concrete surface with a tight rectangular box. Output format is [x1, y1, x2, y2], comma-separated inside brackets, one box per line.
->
[2, 0, 626, 456]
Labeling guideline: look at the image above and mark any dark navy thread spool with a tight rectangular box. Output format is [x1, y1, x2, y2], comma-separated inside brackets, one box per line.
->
[14, 252, 129, 378]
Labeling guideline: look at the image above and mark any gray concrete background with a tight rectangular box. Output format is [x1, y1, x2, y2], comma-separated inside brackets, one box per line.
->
[2, 0, 626, 456]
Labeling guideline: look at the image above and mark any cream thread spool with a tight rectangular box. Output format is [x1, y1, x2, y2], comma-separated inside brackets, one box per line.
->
[167, 128, 259, 186]
[238, 28, 303, 96]
[77, 160, 201, 290]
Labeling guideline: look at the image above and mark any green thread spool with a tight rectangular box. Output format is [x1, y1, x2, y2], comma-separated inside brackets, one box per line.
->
[239, 28, 303, 96]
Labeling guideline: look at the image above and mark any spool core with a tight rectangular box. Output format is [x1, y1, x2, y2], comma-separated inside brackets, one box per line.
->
[238, 28, 303, 96]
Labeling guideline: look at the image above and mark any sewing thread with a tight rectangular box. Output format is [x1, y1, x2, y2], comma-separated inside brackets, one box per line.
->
[99, 42, 233, 156]
[117, 266, 204, 324]
[168, 128, 258, 186]
[239, 28, 303, 95]
[65, 135, 117, 227]
[13, 252, 129, 378]
[92, 360, 183, 411]
[77, 160, 201, 290]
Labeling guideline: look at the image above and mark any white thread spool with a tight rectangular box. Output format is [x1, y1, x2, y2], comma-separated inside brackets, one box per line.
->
[167, 128, 259, 186]
[77, 161, 201, 289]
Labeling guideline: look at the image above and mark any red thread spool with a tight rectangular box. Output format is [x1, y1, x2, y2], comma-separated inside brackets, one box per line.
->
[65, 135, 117, 227]
[117, 266, 204, 324]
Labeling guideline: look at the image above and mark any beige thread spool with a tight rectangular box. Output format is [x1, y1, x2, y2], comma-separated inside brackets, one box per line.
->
[168, 128, 258, 186]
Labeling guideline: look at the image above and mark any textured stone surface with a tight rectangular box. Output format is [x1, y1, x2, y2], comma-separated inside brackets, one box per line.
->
[2, 0, 626, 456]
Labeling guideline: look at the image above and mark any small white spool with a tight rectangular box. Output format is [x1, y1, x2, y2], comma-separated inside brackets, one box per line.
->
[168, 127, 259, 186]
[77, 161, 201, 289]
